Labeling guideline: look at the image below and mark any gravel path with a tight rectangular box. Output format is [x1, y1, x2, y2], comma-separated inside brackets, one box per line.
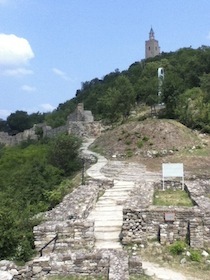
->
[142, 261, 197, 280]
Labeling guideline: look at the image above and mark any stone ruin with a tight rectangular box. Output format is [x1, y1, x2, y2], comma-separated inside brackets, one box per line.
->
[1, 173, 210, 279]
[0, 178, 142, 279]
[121, 179, 210, 249]
[0, 103, 101, 146]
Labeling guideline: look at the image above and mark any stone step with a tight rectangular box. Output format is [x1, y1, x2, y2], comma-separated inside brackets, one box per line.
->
[90, 214, 123, 221]
[95, 232, 120, 241]
[95, 223, 121, 232]
[94, 220, 123, 227]
[95, 241, 122, 249]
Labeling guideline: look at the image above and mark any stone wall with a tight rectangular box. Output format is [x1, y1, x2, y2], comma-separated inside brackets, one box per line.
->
[0, 128, 38, 145]
[68, 121, 102, 138]
[11, 251, 109, 280]
[33, 183, 101, 255]
[0, 121, 101, 145]
[67, 103, 94, 122]
[0, 103, 101, 145]
[122, 180, 210, 249]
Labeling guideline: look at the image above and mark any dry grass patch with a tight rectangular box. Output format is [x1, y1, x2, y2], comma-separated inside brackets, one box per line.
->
[153, 189, 194, 207]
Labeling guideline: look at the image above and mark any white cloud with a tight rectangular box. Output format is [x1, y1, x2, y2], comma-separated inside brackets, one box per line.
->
[21, 85, 36, 92]
[40, 103, 55, 112]
[3, 67, 33, 76]
[0, 33, 34, 65]
[52, 67, 70, 80]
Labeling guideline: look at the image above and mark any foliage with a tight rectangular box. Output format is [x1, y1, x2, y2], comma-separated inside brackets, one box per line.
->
[1, 46, 210, 132]
[0, 134, 82, 261]
[189, 250, 202, 262]
[5, 110, 45, 135]
[169, 241, 186, 255]
[48, 133, 82, 176]
[175, 87, 210, 129]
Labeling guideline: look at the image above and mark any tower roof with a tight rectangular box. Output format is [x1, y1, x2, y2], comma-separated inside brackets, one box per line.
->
[149, 27, 155, 39]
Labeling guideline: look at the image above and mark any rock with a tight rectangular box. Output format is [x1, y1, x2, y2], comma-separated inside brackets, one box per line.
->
[0, 271, 13, 280]
[186, 251, 191, 257]
[180, 257, 187, 264]
[10, 269, 18, 276]
[32, 266, 42, 274]
[201, 250, 209, 257]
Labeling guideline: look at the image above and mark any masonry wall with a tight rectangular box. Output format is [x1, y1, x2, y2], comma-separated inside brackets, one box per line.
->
[12, 251, 109, 280]
[122, 180, 210, 249]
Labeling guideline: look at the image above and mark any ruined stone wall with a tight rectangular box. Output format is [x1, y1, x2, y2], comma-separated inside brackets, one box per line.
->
[68, 121, 101, 138]
[10, 251, 109, 280]
[43, 125, 67, 138]
[122, 181, 210, 249]
[122, 206, 203, 247]
[0, 128, 38, 145]
[67, 103, 94, 122]
[33, 178, 114, 254]
[33, 183, 100, 255]
[0, 103, 100, 145]
[0, 120, 101, 145]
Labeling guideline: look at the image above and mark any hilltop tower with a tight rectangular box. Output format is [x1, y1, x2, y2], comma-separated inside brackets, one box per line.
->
[145, 27, 160, 59]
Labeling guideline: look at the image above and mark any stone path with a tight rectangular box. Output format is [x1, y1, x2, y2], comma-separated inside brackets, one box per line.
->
[142, 261, 188, 280]
[82, 139, 198, 280]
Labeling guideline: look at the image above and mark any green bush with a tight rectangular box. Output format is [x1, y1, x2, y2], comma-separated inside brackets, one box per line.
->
[190, 250, 201, 262]
[126, 149, 133, 157]
[125, 139, 132, 145]
[137, 140, 144, 148]
[142, 136, 149, 141]
[169, 241, 186, 255]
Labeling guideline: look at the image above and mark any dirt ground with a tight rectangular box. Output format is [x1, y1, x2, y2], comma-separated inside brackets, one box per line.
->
[93, 118, 210, 179]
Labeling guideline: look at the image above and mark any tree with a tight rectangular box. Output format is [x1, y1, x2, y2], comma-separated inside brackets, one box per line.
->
[176, 87, 208, 129]
[200, 73, 210, 101]
[162, 72, 185, 118]
[7, 111, 31, 134]
[48, 134, 82, 176]
[97, 88, 121, 123]
[114, 75, 136, 120]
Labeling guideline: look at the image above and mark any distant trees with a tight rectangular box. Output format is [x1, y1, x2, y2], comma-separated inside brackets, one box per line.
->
[7, 111, 31, 134]
[0, 111, 46, 135]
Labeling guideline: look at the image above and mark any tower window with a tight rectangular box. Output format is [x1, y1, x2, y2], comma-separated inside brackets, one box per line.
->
[148, 47, 150, 50]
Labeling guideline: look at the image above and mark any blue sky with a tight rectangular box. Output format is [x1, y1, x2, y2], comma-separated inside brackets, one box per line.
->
[0, 0, 210, 120]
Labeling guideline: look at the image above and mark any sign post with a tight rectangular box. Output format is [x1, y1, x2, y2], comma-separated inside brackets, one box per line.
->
[162, 163, 184, 191]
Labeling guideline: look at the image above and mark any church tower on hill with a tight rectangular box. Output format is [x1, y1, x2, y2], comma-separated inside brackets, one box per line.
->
[145, 27, 160, 59]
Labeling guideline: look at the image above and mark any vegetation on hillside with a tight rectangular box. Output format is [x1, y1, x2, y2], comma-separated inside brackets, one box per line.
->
[0, 134, 82, 262]
[1, 46, 210, 133]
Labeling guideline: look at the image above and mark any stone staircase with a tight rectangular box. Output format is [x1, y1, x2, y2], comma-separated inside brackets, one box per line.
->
[88, 180, 136, 249]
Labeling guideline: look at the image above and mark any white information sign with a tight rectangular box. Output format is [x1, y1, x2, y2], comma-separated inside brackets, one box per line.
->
[162, 163, 184, 190]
